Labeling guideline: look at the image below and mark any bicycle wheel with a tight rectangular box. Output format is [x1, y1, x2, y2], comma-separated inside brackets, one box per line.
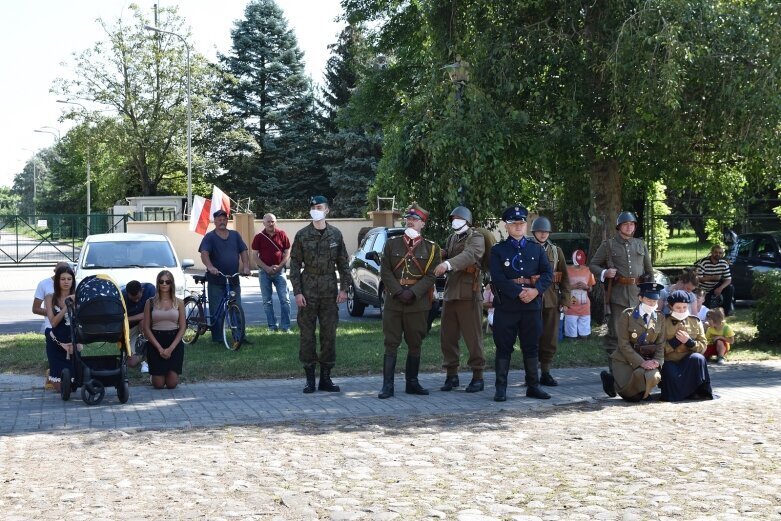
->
[222, 301, 245, 351]
[183, 296, 205, 346]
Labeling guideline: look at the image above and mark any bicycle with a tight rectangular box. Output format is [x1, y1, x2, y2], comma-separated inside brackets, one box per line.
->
[182, 272, 246, 351]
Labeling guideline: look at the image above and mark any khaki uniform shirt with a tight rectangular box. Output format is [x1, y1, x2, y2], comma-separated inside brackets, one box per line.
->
[663, 315, 707, 363]
[539, 242, 571, 308]
[613, 307, 665, 369]
[589, 235, 653, 308]
[289, 223, 351, 298]
[381, 236, 441, 313]
[442, 228, 484, 302]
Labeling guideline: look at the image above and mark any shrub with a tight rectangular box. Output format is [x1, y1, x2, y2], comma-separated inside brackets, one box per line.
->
[752, 270, 781, 342]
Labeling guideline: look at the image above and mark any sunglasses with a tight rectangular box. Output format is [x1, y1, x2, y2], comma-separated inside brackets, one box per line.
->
[158, 279, 172, 285]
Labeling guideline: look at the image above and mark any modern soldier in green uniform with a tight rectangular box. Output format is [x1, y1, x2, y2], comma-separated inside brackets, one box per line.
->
[434, 206, 486, 393]
[530, 216, 571, 386]
[289, 195, 352, 394]
[378, 203, 441, 399]
[589, 211, 653, 372]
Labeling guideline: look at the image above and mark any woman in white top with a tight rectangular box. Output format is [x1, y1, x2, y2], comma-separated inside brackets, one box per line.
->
[143, 270, 186, 389]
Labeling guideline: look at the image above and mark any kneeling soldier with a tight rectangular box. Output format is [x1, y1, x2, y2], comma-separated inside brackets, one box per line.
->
[378, 203, 442, 399]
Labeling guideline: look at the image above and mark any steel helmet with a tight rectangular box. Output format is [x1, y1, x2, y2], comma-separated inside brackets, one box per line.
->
[449, 206, 473, 225]
[615, 211, 637, 229]
[531, 216, 552, 233]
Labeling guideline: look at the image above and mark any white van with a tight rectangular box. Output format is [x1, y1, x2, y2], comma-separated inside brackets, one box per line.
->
[74, 233, 195, 297]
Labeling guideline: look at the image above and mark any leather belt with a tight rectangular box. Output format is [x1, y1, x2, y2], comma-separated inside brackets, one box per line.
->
[399, 278, 419, 286]
[464, 265, 480, 274]
[553, 272, 562, 283]
[512, 275, 540, 285]
[616, 276, 637, 285]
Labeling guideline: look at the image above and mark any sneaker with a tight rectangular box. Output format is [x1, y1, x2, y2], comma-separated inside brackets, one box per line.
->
[715, 357, 726, 365]
[141, 361, 149, 373]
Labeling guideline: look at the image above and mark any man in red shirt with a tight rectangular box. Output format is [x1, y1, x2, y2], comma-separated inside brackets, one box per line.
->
[252, 213, 292, 332]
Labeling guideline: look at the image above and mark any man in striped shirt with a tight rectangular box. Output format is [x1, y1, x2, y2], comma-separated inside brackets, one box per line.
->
[694, 245, 734, 316]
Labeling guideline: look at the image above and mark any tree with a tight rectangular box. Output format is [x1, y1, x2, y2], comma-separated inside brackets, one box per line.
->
[319, 25, 382, 217]
[54, 4, 214, 198]
[343, 0, 781, 249]
[216, 0, 327, 215]
[0, 187, 20, 216]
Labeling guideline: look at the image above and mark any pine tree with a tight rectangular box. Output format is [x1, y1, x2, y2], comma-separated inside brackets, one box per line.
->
[318, 25, 382, 217]
[217, 0, 328, 215]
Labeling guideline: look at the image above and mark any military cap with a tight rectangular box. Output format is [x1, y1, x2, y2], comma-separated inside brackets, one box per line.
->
[501, 205, 528, 224]
[213, 209, 228, 218]
[404, 202, 429, 222]
[309, 195, 328, 206]
[638, 282, 665, 300]
[667, 289, 692, 305]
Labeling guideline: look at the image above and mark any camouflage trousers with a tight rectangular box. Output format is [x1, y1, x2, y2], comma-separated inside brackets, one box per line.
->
[297, 296, 339, 368]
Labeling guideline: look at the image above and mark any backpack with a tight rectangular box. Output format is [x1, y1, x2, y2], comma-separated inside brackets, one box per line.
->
[473, 227, 496, 273]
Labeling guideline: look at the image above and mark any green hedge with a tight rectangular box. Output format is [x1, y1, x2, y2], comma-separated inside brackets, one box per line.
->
[752, 270, 781, 342]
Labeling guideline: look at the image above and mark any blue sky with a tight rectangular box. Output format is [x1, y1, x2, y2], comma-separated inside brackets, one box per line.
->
[0, 0, 343, 189]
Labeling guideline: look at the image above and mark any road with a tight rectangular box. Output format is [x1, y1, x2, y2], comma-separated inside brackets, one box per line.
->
[0, 266, 381, 335]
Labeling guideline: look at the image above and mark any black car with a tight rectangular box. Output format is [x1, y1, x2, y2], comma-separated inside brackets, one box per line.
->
[729, 231, 781, 299]
[347, 227, 444, 318]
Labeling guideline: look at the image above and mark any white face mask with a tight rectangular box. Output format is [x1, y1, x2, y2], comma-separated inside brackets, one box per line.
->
[404, 228, 420, 240]
[451, 218, 467, 231]
[639, 303, 656, 317]
[310, 209, 326, 222]
[671, 311, 689, 321]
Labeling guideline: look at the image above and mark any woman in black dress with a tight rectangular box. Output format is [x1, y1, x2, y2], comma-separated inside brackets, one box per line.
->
[44, 266, 77, 393]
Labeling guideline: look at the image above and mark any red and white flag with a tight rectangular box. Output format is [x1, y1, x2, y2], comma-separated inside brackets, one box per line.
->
[189, 195, 212, 235]
[210, 186, 231, 221]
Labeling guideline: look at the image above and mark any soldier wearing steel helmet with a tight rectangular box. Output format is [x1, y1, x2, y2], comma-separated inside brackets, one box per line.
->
[433, 206, 486, 393]
[490, 204, 553, 401]
[530, 216, 571, 386]
[589, 211, 653, 373]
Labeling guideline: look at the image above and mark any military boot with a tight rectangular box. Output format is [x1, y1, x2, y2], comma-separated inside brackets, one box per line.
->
[404, 356, 429, 395]
[524, 357, 551, 399]
[493, 356, 511, 402]
[465, 371, 484, 393]
[378, 354, 396, 399]
[303, 365, 316, 394]
[318, 366, 340, 392]
[440, 374, 459, 391]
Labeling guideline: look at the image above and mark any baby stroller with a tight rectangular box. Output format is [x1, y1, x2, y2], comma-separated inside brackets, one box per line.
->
[62, 274, 131, 405]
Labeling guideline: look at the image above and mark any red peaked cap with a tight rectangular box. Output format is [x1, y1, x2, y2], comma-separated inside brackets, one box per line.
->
[572, 249, 587, 266]
[404, 202, 429, 222]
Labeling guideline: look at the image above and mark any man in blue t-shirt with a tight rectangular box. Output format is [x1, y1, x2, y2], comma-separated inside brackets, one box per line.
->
[122, 280, 155, 368]
[198, 209, 251, 341]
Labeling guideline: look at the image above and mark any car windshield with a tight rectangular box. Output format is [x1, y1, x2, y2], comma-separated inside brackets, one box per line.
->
[82, 241, 176, 269]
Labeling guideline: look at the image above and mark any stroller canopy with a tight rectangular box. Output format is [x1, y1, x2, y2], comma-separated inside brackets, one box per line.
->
[74, 274, 131, 354]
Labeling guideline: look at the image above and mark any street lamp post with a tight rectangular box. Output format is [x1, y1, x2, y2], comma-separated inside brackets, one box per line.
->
[57, 100, 92, 233]
[144, 24, 192, 217]
[21, 148, 38, 217]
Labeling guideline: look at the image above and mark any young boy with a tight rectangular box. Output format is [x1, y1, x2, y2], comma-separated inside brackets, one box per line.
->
[564, 249, 596, 339]
[704, 307, 734, 365]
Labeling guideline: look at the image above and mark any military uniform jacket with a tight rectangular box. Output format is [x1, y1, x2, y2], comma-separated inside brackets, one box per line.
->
[663, 315, 706, 363]
[589, 235, 653, 308]
[489, 237, 552, 313]
[539, 241, 571, 308]
[381, 235, 441, 312]
[289, 223, 352, 298]
[614, 307, 665, 369]
[442, 228, 484, 301]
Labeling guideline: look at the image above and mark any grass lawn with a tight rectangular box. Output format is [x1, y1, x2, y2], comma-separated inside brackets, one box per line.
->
[1, 307, 778, 384]
[657, 229, 713, 266]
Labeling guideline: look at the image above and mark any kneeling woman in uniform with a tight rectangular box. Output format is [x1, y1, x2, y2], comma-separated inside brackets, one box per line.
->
[600, 282, 665, 401]
[661, 290, 713, 401]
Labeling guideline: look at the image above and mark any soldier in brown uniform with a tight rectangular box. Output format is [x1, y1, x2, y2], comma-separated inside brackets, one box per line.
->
[434, 206, 486, 393]
[530, 216, 571, 386]
[589, 211, 653, 372]
[600, 282, 665, 401]
[289, 195, 352, 394]
[378, 203, 441, 399]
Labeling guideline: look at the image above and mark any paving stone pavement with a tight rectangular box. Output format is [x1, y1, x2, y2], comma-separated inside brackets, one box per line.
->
[2, 363, 781, 520]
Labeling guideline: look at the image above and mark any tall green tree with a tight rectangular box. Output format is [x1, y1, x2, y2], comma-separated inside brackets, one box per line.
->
[344, 0, 781, 249]
[53, 5, 214, 198]
[319, 25, 382, 217]
[216, 0, 326, 215]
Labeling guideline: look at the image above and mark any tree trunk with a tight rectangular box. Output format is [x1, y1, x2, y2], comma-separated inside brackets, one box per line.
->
[689, 216, 708, 242]
[588, 158, 622, 258]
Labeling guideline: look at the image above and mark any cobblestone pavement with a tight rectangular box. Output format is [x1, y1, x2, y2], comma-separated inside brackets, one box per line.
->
[1, 362, 781, 520]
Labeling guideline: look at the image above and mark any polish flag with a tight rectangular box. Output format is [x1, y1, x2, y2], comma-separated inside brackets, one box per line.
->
[210, 186, 231, 221]
[188, 195, 212, 235]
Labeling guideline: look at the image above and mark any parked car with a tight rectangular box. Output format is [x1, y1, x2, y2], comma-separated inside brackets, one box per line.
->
[347, 227, 445, 318]
[729, 231, 781, 300]
[74, 233, 195, 298]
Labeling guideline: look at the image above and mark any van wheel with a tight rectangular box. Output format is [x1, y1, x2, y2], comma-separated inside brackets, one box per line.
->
[347, 285, 365, 317]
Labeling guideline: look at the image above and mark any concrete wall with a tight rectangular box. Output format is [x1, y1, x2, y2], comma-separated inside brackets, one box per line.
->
[127, 215, 381, 270]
